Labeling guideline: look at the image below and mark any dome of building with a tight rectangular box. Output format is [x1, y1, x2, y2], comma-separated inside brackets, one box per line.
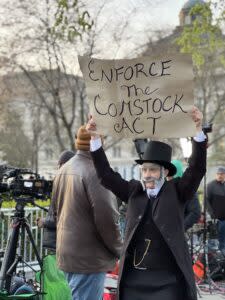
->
[182, 0, 205, 10]
[179, 0, 206, 26]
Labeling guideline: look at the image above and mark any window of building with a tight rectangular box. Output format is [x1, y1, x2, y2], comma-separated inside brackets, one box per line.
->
[113, 146, 121, 158]
[132, 145, 138, 157]
[45, 148, 54, 160]
[184, 15, 191, 25]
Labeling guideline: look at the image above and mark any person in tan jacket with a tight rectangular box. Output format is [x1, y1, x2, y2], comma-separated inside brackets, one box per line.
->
[37, 150, 75, 251]
[52, 125, 122, 300]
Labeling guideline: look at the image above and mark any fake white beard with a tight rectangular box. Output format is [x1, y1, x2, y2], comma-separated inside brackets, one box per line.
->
[146, 177, 165, 197]
[141, 166, 165, 196]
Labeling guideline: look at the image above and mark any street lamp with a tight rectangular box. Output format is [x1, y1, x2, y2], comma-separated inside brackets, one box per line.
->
[133, 139, 148, 159]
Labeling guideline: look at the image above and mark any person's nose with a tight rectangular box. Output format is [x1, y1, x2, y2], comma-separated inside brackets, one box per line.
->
[145, 169, 153, 177]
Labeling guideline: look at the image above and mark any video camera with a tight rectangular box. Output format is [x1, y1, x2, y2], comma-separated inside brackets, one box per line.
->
[0, 165, 52, 199]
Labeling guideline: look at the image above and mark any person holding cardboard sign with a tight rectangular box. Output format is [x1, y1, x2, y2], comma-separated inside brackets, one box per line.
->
[86, 106, 207, 300]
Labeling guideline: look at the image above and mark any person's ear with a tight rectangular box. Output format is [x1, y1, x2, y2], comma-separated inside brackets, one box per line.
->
[164, 169, 169, 177]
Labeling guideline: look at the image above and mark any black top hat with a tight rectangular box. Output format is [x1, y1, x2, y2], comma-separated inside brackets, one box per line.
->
[135, 141, 177, 177]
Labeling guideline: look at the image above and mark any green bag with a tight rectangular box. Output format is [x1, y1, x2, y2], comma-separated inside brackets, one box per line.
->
[38, 255, 72, 300]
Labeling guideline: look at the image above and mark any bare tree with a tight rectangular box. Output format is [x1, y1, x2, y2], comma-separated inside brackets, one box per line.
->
[0, 0, 168, 169]
[0, 0, 91, 161]
[0, 107, 32, 167]
[176, 1, 225, 163]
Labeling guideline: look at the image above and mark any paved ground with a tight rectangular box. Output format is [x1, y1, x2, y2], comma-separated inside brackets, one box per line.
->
[197, 283, 225, 299]
[199, 294, 225, 299]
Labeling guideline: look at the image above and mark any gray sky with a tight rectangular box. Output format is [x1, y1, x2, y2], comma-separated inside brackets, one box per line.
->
[86, 0, 187, 28]
[123, 0, 186, 28]
[82, 0, 188, 59]
[0, 0, 196, 72]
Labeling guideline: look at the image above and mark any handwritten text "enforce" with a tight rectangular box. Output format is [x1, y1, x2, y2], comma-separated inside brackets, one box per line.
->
[88, 59, 172, 83]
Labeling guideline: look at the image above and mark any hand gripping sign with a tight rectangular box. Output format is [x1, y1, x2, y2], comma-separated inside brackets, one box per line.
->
[78, 54, 195, 139]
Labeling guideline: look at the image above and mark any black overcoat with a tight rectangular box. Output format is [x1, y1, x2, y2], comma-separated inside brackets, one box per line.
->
[91, 140, 206, 300]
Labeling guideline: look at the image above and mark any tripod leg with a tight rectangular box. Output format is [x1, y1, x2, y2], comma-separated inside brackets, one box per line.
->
[196, 283, 202, 298]
[0, 222, 20, 292]
[6, 256, 21, 276]
[24, 222, 42, 267]
[190, 229, 194, 264]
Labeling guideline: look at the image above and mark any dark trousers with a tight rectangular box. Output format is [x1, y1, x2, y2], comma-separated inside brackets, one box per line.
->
[120, 266, 185, 300]
[218, 220, 225, 255]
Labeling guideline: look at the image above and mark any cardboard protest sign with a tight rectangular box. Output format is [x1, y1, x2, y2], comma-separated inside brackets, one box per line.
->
[78, 54, 195, 138]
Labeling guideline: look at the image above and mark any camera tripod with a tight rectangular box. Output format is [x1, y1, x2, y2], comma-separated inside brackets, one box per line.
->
[0, 197, 47, 294]
[190, 231, 225, 296]
[189, 176, 225, 296]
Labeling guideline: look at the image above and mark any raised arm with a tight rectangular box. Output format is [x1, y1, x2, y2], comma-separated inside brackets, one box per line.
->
[177, 106, 207, 201]
[86, 116, 132, 203]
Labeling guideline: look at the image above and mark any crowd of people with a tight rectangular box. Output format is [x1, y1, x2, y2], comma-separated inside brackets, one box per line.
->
[36, 106, 225, 300]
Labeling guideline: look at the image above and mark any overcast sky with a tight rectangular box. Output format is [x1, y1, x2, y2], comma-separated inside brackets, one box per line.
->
[86, 0, 187, 29]
[0, 0, 199, 72]
[80, 0, 189, 59]
[121, 0, 186, 28]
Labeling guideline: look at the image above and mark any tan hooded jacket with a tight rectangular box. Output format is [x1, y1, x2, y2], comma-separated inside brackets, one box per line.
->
[52, 150, 122, 273]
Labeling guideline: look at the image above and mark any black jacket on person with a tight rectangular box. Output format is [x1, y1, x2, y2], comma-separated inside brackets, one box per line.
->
[42, 202, 57, 251]
[184, 193, 201, 231]
[207, 179, 225, 220]
[91, 140, 206, 300]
